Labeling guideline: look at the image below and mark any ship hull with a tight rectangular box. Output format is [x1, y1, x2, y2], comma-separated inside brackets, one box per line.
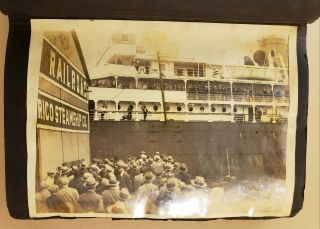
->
[90, 121, 287, 180]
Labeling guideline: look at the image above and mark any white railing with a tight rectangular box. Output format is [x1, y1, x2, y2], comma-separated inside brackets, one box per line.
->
[89, 110, 288, 124]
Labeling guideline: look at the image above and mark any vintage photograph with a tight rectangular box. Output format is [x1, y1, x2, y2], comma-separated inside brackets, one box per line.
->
[27, 20, 298, 218]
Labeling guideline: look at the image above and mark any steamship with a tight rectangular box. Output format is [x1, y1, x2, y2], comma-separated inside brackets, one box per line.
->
[88, 33, 289, 124]
[87, 33, 290, 178]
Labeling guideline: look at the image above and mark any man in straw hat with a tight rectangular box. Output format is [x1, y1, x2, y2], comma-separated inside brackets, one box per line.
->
[55, 177, 79, 213]
[106, 188, 131, 214]
[101, 174, 120, 208]
[76, 172, 94, 195]
[137, 172, 159, 199]
[191, 176, 208, 189]
[78, 177, 103, 213]
[117, 162, 134, 193]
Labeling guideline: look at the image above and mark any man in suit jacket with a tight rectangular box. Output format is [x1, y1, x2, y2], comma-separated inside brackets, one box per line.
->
[118, 164, 133, 193]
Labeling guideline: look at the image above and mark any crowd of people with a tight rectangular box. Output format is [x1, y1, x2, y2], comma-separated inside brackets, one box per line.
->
[36, 152, 215, 215]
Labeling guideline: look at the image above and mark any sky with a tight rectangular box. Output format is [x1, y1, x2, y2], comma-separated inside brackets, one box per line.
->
[71, 20, 296, 71]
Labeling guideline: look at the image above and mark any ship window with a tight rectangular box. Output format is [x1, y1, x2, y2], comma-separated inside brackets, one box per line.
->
[188, 106, 193, 112]
[118, 104, 121, 110]
[165, 105, 170, 111]
[211, 107, 216, 112]
[222, 107, 227, 113]
[176, 69, 183, 76]
[187, 69, 194, 77]
[200, 107, 205, 112]
[153, 105, 158, 111]
[177, 106, 182, 112]
[233, 107, 238, 113]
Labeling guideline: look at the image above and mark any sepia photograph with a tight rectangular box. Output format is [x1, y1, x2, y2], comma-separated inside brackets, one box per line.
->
[26, 20, 298, 218]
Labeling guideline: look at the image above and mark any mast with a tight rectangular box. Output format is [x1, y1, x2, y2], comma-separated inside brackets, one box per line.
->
[157, 52, 167, 124]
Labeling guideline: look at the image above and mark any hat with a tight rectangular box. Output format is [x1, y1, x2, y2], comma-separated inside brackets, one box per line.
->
[110, 204, 126, 214]
[100, 179, 109, 187]
[191, 176, 207, 188]
[164, 164, 173, 171]
[154, 155, 161, 161]
[131, 163, 138, 169]
[108, 175, 119, 187]
[167, 156, 173, 162]
[166, 178, 177, 192]
[80, 161, 88, 168]
[116, 160, 125, 168]
[140, 151, 146, 155]
[155, 151, 160, 155]
[85, 177, 98, 190]
[83, 172, 93, 181]
[47, 170, 55, 175]
[173, 162, 180, 168]
[58, 177, 70, 186]
[154, 167, 164, 176]
[40, 181, 50, 190]
[118, 188, 130, 201]
[144, 172, 154, 182]
[60, 166, 70, 175]
[122, 163, 129, 171]
[106, 165, 114, 173]
[72, 165, 78, 171]
[179, 164, 188, 173]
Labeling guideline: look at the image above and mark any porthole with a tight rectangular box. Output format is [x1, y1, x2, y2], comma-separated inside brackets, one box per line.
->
[222, 107, 227, 113]
[177, 106, 182, 112]
[188, 106, 193, 112]
[211, 107, 216, 112]
[233, 107, 237, 113]
[118, 104, 121, 110]
[200, 107, 205, 112]
[153, 105, 158, 111]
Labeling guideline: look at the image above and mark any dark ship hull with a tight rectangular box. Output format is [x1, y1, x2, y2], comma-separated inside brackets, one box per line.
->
[90, 121, 287, 180]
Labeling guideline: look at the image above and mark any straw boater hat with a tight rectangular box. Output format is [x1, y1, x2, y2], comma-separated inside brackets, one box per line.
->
[108, 175, 119, 187]
[191, 176, 207, 188]
[118, 188, 130, 201]
[85, 177, 98, 190]
[144, 172, 154, 182]
[83, 172, 93, 181]
[155, 151, 160, 155]
[166, 178, 177, 192]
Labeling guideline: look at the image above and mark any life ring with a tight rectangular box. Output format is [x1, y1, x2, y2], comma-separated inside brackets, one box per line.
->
[138, 66, 146, 74]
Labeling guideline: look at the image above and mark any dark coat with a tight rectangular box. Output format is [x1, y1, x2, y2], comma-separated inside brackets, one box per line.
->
[119, 171, 133, 193]
[176, 172, 192, 185]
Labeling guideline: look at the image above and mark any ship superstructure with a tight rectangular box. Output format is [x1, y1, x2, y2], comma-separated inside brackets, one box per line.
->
[88, 33, 290, 123]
